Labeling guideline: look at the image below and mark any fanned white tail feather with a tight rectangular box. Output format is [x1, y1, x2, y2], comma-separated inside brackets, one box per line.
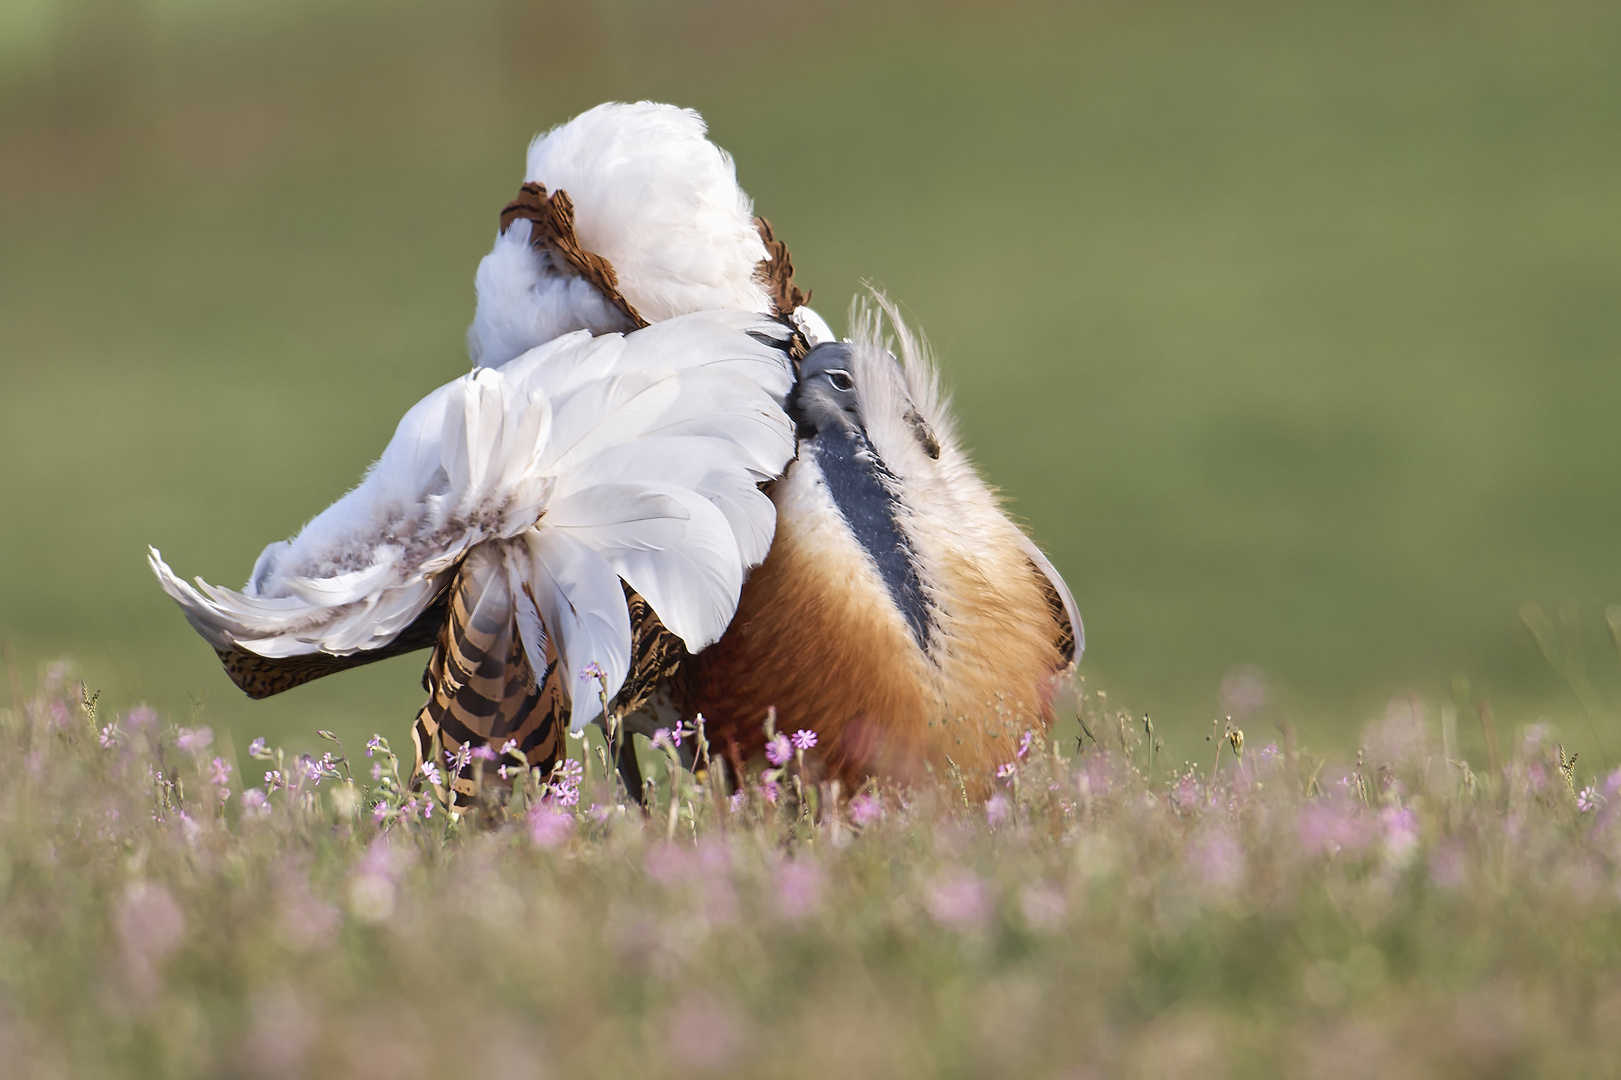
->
[151, 310, 794, 728]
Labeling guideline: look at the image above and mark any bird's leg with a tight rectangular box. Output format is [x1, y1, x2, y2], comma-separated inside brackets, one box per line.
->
[615, 733, 647, 812]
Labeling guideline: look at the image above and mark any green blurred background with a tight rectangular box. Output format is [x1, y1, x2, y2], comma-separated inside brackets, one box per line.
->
[4, 0, 1621, 765]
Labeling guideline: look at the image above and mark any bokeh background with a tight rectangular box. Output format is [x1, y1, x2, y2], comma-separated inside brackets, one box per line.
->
[4, 0, 1621, 765]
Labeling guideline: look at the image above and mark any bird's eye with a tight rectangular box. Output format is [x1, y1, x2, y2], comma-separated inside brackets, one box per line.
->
[827, 369, 854, 392]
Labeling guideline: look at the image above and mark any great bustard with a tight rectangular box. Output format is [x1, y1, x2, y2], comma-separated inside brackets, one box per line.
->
[150, 101, 1079, 805]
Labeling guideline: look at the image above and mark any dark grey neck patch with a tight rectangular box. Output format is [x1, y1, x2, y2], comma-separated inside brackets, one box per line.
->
[808, 426, 932, 651]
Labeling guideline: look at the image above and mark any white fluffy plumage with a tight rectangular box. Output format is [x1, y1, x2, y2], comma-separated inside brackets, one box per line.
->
[152, 310, 795, 728]
[467, 102, 777, 368]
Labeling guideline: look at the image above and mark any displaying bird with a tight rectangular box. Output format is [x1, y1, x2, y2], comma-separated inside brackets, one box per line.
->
[150, 98, 1079, 807]
[688, 298, 1082, 789]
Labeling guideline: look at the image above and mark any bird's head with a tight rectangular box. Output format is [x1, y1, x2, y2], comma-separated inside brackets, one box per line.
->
[791, 330, 946, 482]
[790, 342, 862, 438]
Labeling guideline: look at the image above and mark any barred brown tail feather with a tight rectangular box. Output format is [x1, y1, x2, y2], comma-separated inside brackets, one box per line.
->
[411, 555, 691, 811]
[412, 552, 566, 811]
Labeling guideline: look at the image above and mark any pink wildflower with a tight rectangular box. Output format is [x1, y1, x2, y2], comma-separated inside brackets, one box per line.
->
[240, 789, 269, 816]
[125, 705, 157, 730]
[1189, 829, 1245, 895]
[986, 794, 1012, 826]
[996, 762, 1017, 781]
[528, 803, 573, 848]
[364, 735, 383, 757]
[1381, 805, 1420, 865]
[760, 780, 780, 804]
[275, 879, 340, 951]
[651, 728, 674, 751]
[645, 844, 698, 887]
[1578, 785, 1601, 814]
[579, 661, 606, 683]
[1169, 770, 1203, 812]
[791, 729, 818, 751]
[301, 753, 339, 784]
[1017, 730, 1034, 759]
[776, 859, 824, 921]
[729, 791, 747, 813]
[764, 734, 792, 766]
[348, 843, 400, 922]
[115, 882, 185, 998]
[175, 726, 213, 752]
[209, 757, 232, 786]
[849, 792, 882, 826]
[248, 737, 268, 758]
[924, 869, 991, 930]
[420, 761, 442, 787]
[471, 745, 497, 761]
[1297, 801, 1376, 856]
[176, 810, 202, 843]
[549, 758, 584, 806]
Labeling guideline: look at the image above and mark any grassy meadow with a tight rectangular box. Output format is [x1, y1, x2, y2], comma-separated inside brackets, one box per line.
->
[6, 665, 1621, 1078]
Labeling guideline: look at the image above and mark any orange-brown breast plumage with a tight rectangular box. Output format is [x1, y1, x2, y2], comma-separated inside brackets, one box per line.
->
[693, 488, 940, 784]
[695, 482, 1072, 789]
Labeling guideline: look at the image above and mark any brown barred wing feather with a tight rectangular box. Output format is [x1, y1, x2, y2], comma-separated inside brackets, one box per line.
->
[214, 590, 450, 699]
[615, 585, 690, 720]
